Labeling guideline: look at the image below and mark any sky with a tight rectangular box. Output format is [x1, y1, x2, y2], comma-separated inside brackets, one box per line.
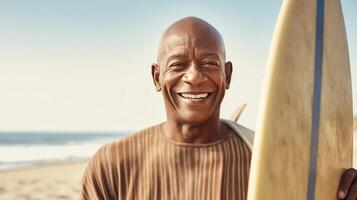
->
[0, 0, 356, 132]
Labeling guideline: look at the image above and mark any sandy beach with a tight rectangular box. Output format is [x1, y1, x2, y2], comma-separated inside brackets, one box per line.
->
[0, 160, 89, 200]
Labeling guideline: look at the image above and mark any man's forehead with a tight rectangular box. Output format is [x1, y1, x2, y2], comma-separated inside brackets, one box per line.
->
[164, 34, 190, 50]
[165, 49, 223, 61]
[160, 33, 224, 58]
[157, 17, 226, 62]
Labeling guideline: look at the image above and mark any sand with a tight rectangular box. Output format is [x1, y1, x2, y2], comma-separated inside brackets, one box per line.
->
[0, 160, 88, 200]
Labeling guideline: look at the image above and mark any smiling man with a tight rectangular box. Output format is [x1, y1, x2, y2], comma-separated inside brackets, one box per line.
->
[80, 17, 357, 200]
[152, 16, 234, 144]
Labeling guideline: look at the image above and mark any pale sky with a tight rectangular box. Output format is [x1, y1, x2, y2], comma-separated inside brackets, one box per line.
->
[0, 0, 356, 132]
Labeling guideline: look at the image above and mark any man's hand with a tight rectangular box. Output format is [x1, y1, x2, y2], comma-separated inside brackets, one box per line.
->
[338, 168, 357, 199]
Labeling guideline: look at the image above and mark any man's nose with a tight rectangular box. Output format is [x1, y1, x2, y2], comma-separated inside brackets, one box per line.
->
[182, 63, 207, 86]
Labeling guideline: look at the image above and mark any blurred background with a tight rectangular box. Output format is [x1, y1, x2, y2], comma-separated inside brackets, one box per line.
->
[0, 0, 356, 199]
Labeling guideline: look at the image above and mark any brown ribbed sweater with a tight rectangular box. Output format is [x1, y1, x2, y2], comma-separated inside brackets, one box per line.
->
[80, 122, 252, 200]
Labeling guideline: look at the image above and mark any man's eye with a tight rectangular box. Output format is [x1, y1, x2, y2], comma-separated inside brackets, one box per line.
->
[202, 61, 220, 69]
[170, 63, 187, 68]
[204, 62, 217, 65]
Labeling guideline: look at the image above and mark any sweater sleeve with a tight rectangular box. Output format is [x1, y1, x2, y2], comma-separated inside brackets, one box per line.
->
[79, 144, 119, 200]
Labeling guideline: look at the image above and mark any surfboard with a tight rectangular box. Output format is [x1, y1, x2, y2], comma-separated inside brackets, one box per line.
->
[247, 0, 353, 199]
[229, 103, 247, 122]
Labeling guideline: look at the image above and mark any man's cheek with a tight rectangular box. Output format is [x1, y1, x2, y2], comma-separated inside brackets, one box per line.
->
[163, 74, 185, 89]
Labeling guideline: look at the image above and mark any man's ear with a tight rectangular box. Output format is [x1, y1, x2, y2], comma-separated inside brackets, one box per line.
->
[225, 61, 233, 89]
[151, 63, 161, 91]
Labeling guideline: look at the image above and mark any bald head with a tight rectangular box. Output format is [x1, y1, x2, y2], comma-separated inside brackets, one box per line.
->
[157, 17, 226, 63]
[151, 17, 233, 126]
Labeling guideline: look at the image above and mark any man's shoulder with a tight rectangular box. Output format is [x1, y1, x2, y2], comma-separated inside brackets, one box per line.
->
[221, 119, 255, 150]
[90, 123, 163, 164]
[80, 124, 162, 199]
[110, 123, 162, 147]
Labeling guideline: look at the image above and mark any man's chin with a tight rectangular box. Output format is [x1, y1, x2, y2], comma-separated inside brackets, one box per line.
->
[178, 111, 214, 125]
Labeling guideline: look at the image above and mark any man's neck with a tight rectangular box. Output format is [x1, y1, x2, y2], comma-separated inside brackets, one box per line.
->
[162, 117, 230, 144]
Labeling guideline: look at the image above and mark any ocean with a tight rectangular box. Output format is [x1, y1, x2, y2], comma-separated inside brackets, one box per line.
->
[0, 132, 127, 170]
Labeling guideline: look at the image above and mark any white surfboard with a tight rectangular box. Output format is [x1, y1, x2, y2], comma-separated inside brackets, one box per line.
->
[247, 0, 353, 199]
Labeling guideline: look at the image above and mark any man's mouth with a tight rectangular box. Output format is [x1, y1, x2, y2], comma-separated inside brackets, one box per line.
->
[177, 92, 211, 101]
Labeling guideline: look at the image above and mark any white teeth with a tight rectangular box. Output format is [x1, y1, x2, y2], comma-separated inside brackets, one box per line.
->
[180, 93, 209, 99]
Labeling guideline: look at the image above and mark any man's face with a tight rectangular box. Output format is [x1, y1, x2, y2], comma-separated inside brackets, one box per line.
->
[153, 26, 232, 124]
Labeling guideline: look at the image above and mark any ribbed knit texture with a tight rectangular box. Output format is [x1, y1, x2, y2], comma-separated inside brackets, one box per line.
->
[80, 122, 252, 200]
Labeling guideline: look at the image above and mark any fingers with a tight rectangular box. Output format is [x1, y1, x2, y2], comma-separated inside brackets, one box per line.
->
[338, 168, 357, 199]
[346, 178, 357, 200]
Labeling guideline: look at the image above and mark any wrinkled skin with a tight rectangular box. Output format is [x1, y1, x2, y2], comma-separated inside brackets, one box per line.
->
[150, 16, 357, 199]
[151, 17, 232, 144]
